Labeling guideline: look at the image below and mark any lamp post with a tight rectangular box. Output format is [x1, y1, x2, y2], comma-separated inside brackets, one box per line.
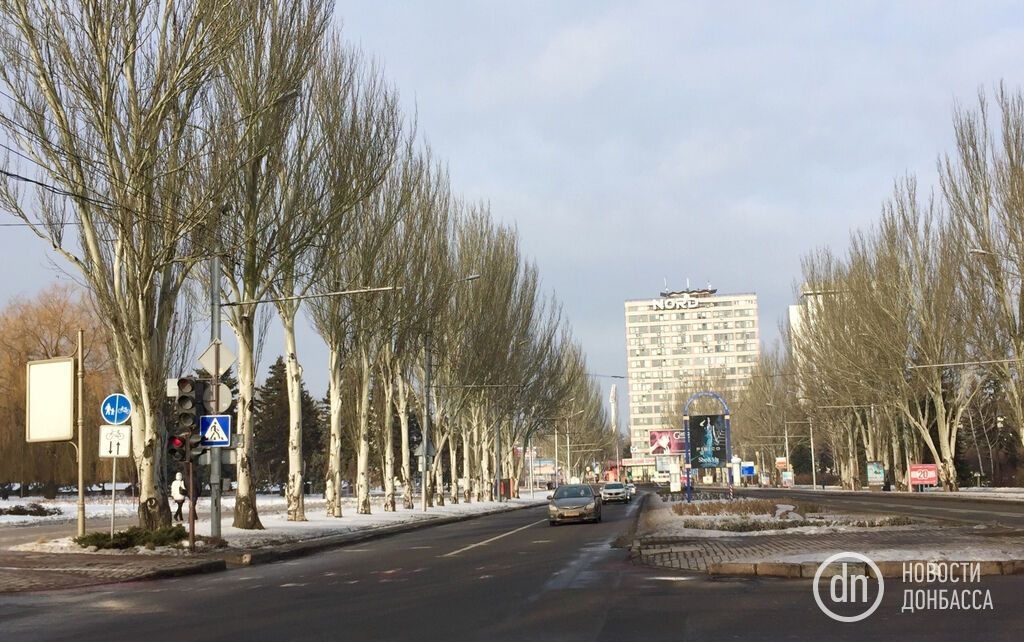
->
[552, 408, 584, 486]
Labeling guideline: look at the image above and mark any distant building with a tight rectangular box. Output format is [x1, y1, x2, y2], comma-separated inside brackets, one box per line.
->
[623, 286, 760, 479]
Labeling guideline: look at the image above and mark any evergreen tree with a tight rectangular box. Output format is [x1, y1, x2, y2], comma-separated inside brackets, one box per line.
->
[252, 357, 325, 491]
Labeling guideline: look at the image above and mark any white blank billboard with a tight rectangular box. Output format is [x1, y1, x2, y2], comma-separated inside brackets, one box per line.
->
[26, 357, 75, 442]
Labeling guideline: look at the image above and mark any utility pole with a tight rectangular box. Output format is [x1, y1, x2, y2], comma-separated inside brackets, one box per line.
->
[809, 418, 817, 489]
[209, 251, 222, 538]
[553, 428, 559, 487]
[609, 385, 619, 481]
[422, 333, 432, 512]
[76, 329, 85, 537]
[495, 418, 502, 501]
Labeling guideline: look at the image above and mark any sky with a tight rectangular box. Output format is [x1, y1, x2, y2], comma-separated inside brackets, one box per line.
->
[4, 1, 1024, 430]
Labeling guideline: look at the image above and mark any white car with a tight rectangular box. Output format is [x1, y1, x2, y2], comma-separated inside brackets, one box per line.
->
[600, 482, 629, 503]
[625, 483, 636, 498]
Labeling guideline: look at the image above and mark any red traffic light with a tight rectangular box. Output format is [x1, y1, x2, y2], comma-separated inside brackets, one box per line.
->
[169, 435, 185, 448]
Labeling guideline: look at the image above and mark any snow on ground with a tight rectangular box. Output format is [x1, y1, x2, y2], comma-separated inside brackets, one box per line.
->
[774, 545, 1024, 564]
[642, 498, 920, 539]
[0, 497, 138, 525]
[8, 492, 548, 554]
[790, 485, 1024, 502]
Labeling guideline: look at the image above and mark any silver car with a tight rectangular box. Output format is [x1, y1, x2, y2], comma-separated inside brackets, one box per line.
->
[600, 481, 629, 503]
[548, 484, 602, 525]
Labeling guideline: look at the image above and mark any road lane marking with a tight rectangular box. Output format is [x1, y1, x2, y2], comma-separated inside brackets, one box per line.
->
[441, 518, 547, 557]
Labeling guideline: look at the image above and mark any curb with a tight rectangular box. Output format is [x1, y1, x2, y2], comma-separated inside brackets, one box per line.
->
[628, 493, 655, 559]
[133, 559, 228, 581]
[707, 559, 1024, 579]
[221, 500, 547, 567]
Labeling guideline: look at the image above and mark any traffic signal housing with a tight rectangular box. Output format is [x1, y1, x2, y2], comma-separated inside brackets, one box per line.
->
[188, 431, 206, 463]
[168, 432, 187, 462]
[175, 377, 207, 433]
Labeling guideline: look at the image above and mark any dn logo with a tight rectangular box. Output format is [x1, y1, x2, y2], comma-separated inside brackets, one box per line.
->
[813, 552, 885, 623]
[831, 563, 870, 603]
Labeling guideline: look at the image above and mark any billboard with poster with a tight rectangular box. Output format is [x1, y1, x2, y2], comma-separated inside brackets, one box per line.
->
[688, 414, 727, 468]
[649, 430, 684, 454]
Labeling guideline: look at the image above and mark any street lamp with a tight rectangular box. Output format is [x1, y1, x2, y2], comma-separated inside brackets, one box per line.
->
[552, 408, 585, 486]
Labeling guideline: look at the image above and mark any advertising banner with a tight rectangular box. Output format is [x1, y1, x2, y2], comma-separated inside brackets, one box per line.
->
[689, 414, 727, 468]
[649, 430, 685, 454]
[622, 457, 655, 466]
[741, 462, 756, 476]
[775, 457, 788, 470]
[909, 463, 939, 486]
[866, 461, 885, 485]
[655, 455, 674, 472]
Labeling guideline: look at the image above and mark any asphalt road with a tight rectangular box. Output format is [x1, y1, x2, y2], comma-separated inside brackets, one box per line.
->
[736, 487, 1024, 528]
[1, 495, 1022, 641]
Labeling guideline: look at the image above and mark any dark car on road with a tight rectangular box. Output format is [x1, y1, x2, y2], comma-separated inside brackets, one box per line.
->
[548, 484, 601, 525]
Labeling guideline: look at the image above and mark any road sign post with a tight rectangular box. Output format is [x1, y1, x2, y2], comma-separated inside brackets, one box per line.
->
[99, 425, 130, 539]
[199, 338, 235, 539]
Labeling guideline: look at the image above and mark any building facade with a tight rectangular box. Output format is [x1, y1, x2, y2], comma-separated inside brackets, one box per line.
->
[623, 287, 760, 479]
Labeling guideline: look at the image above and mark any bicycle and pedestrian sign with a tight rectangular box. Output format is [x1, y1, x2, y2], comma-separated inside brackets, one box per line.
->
[100, 393, 132, 425]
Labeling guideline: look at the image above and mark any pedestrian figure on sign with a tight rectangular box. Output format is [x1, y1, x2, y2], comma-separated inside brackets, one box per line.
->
[171, 472, 187, 522]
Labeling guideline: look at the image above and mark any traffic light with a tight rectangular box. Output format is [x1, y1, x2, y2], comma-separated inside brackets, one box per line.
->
[188, 431, 206, 463]
[175, 377, 207, 433]
[168, 432, 187, 462]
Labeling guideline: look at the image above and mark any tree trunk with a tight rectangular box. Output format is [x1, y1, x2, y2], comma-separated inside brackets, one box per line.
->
[131, 381, 171, 530]
[356, 348, 372, 514]
[462, 428, 472, 503]
[232, 313, 264, 528]
[382, 382, 396, 512]
[398, 377, 413, 509]
[283, 315, 306, 521]
[448, 433, 459, 504]
[326, 348, 344, 517]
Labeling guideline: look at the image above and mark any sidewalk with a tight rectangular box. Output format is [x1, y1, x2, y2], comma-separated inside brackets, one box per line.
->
[632, 494, 1024, 578]
[0, 494, 547, 593]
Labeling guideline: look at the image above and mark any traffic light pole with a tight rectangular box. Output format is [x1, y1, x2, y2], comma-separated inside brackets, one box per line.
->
[422, 333, 431, 512]
[187, 458, 196, 552]
[209, 253, 222, 539]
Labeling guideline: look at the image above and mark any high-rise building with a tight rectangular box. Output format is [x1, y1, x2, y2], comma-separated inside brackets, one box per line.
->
[623, 286, 760, 479]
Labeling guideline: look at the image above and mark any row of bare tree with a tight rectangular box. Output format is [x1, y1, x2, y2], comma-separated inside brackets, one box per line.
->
[0, 1, 613, 528]
[735, 86, 1024, 491]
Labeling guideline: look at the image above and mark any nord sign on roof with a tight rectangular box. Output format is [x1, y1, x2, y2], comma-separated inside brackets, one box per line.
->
[650, 294, 700, 310]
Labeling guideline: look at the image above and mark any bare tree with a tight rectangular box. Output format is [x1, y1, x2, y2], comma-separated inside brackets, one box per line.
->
[0, 0, 247, 527]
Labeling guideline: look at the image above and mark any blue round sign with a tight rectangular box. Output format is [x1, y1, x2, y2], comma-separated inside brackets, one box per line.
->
[100, 393, 133, 425]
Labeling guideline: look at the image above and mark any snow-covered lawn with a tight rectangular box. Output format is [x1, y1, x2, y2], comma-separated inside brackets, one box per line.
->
[0, 497, 138, 525]
[9, 492, 547, 554]
[643, 498, 922, 539]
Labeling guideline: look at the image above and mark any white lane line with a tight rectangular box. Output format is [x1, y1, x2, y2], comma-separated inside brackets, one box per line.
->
[441, 518, 547, 558]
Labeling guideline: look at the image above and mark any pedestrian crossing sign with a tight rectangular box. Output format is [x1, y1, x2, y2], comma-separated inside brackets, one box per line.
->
[200, 415, 231, 447]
